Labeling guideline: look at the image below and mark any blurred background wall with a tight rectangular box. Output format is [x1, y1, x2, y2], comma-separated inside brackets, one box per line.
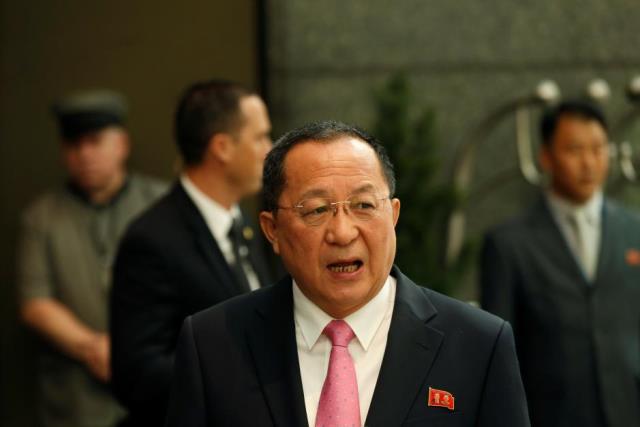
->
[0, 1, 259, 425]
[2, 1, 640, 425]
[264, 0, 640, 298]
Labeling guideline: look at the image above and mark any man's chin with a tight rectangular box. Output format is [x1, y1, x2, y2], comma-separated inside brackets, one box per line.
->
[241, 180, 262, 198]
[572, 190, 597, 204]
[73, 177, 112, 194]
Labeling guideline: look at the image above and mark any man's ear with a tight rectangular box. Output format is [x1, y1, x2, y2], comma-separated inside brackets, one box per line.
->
[539, 144, 552, 173]
[391, 198, 400, 228]
[116, 129, 131, 161]
[207, 133, 235, 164]
[259, 211, 280, 254]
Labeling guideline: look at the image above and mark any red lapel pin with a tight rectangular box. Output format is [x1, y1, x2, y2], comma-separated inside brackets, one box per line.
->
[428, 387, 455, 411]
[626, 248, 640, 266]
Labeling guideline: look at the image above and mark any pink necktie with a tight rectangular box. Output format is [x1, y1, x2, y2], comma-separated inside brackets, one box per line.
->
[315, 320, 361, 427]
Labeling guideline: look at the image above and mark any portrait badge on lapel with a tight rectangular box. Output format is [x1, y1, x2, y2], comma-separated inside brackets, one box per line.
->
[427, 387, 455, 410]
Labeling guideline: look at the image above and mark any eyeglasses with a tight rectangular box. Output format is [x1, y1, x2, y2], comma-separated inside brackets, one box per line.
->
[277, 193, 391, 226]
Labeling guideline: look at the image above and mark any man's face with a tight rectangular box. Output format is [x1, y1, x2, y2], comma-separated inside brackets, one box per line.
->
[260, 137, 401, 319]
[540, 115, 609, 204]
[61, 126, 129, 194]
[226, 95, 272, 197]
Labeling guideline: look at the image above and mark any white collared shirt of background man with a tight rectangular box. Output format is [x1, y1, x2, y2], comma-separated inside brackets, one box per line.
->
[180, 174, 260, 290]
[546, 190, 603, 281]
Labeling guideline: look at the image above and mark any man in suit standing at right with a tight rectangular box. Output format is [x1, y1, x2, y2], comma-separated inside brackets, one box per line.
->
[110, 79, 274, 427]
[481, 100, 640, 427]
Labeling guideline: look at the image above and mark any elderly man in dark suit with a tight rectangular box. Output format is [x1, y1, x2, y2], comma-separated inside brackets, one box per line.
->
[481, 100, 640, 427]
[166, 120, 530, 427]
[110, 79, 274, 427]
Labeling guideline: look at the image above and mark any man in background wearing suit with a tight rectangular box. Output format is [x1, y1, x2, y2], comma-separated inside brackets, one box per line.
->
[481, 100, 640, 427]
[110, 79, 274, 427]
[166, 120, 530, 426]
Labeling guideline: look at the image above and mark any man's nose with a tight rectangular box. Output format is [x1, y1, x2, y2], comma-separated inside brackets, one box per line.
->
[262, 137, 273, 157]
[581, 150, 598, 169]
[324, 204, 359, 246]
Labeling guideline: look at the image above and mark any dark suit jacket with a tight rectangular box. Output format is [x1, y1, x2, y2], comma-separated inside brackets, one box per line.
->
[481, 195, 640, 427]
[166, 266, 530, 426]
[110, 182, 273, 427]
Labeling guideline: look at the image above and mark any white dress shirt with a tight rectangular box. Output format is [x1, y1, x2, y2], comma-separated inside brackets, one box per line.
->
[546, 190, 603, 281]
[293, 276, 396, 426]
[180, 174, 260, 290]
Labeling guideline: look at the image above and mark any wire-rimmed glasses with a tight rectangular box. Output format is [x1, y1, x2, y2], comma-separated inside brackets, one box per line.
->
[277, 192, 391, 226]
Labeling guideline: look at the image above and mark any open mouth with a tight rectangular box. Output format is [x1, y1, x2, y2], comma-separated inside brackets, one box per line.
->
[327, 260, 363, 273]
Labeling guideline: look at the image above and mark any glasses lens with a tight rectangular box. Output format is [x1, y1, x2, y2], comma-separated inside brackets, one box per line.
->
[294, 194, 386, 225]
[296, 198, 332, 225]
[349, 194, 381, 220]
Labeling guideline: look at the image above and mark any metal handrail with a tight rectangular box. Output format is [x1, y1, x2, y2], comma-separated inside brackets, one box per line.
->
[444, 80, 560, 265]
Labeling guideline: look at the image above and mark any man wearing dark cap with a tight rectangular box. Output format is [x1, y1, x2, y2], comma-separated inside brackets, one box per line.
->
[17, 89, 167, 427]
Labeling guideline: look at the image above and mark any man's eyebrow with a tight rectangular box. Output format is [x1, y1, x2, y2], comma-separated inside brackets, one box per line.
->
[296, 183, 381, 202]
[298, 183, 380, 199]
[298, 188, 331, 200]
[349, 183, 378, 194]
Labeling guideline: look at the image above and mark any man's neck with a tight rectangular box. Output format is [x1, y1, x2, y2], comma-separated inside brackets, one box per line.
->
[184, 166, 239, 210]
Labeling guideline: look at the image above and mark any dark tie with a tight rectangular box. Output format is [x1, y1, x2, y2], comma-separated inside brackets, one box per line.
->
[228, 217, 252, 293]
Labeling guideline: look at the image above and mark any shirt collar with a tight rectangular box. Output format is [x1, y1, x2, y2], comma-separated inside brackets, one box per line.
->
[292, 275, 394, 352]
[180, 174, 241, 240]
[545, 189, 603, 226]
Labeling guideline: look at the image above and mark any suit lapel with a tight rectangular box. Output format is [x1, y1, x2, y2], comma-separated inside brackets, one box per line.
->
[238, 214, 273, 287]
[246, 277, 308, 427]
[193, 233, 241, 296]
[365, 267, 443, 426]
[172, 182, 242, 297]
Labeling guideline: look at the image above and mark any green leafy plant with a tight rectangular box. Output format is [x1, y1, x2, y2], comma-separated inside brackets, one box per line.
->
[372, 74, 474, 295]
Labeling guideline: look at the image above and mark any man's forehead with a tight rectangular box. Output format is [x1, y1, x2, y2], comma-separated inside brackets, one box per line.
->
[556, 115, 607, 133]
[284, 137, 377, 166]
[553, 116, 608, 144]
[235, 95, 266, 126]
[282, 138, 386, 189]
[284, 135, 382, 172]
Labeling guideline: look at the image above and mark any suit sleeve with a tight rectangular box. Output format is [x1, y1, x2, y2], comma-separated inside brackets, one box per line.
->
[480, 232, 517, 326]
[110, 229, 178, 415]
[477, 321, 530, 426]
[165, 317, 207, 427]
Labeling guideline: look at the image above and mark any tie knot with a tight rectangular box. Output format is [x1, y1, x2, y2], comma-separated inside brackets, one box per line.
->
[323, 320, 355, 347]
[228, 217, 242, 238]
[568, 210, 594, 227]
